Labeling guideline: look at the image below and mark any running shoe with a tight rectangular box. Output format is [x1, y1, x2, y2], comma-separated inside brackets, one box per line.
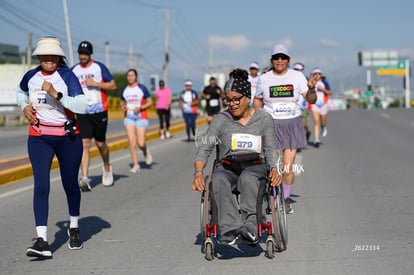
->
[314, 140, 321, 148]
[165, 131, 171, 139]
[68, 228, 83, 250]
[78, 176, 92, 192]
[26, 237, 52, 258]
[102, 166, 114, 187]
[218, 230, 238, 245]
[285, 199, 294, 214]
[130, 164, 141, 173]
[145, 150, 153, 165]
[160, 134, 165, 140]
[322, 127, 328, 137]
[238, 225, 259, 244]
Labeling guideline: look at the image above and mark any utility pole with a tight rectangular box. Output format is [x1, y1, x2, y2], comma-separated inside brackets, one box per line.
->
[62, 0, 74, 66]
[209, 44, 213, 74]
[26, 32, 32, 71]
[162, 8, 171, 85]
[128, 43, 136, 70]
[105, 41, 110, 69]
[405, 59, 411, 108]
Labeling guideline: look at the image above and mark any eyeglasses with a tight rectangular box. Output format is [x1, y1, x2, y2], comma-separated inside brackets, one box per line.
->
[223, 95, 245, 105]
[271, 54, 289, 61]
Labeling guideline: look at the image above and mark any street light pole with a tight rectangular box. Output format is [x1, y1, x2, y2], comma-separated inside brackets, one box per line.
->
[62, 0, 74, 66]
[404, 59, 411, 108]
[162, 8, 171, 85]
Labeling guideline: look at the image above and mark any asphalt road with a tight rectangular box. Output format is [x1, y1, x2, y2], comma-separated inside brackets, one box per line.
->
[1, 108, 414, 275]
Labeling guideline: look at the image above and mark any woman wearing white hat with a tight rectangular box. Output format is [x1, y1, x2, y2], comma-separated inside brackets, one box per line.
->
[17, 36, 87, 258]
[179, 80, 199, 141]
[310, 68, 332, 147]
[254, 44, 317, 214]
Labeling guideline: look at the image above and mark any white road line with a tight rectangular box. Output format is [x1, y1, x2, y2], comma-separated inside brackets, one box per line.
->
[0, 132, 189, 199]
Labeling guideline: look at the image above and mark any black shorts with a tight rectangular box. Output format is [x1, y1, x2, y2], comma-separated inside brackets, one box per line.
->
[206, 106, 221, 116]
[76, 111, 108, 142]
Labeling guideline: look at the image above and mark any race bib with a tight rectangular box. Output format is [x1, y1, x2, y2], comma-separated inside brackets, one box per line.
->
[30, 90, 56, 110]
[183, 92, 193, 104]
[127, 103, 140, 115]
[85, 91, 100, 106]
[231, 133, 262, 153]
[272, 102, 296, 117]
[209, 99, 219, 107]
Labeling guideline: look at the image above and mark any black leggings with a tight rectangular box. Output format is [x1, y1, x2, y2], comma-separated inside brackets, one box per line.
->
[157, 109, 170, 130]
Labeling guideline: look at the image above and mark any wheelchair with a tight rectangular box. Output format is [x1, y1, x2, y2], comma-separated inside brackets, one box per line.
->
[199, 152, 288, 260]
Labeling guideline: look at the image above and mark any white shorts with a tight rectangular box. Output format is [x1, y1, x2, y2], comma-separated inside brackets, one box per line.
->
[311, 104, 328, 115]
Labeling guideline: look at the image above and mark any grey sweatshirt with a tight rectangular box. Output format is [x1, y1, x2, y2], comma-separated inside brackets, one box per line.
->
[195, 109, 278, 169]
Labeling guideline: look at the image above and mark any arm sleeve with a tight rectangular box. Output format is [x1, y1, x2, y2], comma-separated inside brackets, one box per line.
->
[60, 68, 88, 114]
[17, 70, 35, 110]
[60, 94, 88, 114]
[16, 89, 29, 110]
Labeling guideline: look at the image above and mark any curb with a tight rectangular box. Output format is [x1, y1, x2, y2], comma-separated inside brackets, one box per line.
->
[0, 118, 207, 186]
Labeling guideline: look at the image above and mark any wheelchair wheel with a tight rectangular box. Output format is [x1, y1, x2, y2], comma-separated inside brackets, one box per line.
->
[200, 190, 207, 250]
[205, 242, 214, 261]
[265, 239, 275, 259]
[274, 185, 288, 251]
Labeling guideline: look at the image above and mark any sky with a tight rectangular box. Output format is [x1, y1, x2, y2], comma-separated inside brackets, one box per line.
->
[1, 0, 413, 95]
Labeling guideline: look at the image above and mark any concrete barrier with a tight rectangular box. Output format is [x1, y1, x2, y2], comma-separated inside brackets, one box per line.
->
[0, 117, 207, 185]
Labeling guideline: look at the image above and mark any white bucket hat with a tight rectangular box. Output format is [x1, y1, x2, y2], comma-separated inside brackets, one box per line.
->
[32, 37, 65, 57]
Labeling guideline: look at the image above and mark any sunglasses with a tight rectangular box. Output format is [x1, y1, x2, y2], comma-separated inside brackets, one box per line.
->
[223, 95, 245, 105]
[271, 54, 289, 61]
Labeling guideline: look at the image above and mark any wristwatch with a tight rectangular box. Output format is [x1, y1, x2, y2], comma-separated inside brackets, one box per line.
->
[56, 92, 63, 101]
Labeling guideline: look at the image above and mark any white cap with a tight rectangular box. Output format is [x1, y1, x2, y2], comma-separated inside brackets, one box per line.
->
[312, 68, 322, 74]
[293, 63, 304, 71]
[271, 44, 289, 57]
[184, 80, 192, 86]
[249, 62, 259, 69]
[32, 37, 65, 57]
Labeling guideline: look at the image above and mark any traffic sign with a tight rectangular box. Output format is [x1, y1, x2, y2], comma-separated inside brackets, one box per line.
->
[376, 60, 406, 76]
[376, 68, 406, 76]
[359, 50, 399, 67]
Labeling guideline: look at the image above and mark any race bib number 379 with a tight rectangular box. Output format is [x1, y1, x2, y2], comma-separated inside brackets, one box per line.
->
[231, 133, 262, 153]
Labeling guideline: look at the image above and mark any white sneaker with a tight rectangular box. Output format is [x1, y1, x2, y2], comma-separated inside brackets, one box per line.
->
[145, 150, 153, 165]
[160, 134, 165, 140]
[322, 127, 327, 137]
[165, 131, 171, 139]
[78, 176, 91, 192]
[130, 164, 141, 173]
[102, 166, 114, 187]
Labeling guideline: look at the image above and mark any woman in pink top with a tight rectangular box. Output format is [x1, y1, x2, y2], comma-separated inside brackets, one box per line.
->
[155, 80, 172, 139]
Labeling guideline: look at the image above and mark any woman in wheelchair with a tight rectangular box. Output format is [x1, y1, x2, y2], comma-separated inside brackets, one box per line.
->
[192, 68, 281, 245]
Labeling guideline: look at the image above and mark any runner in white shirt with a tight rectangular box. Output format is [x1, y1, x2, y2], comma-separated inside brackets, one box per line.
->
[310, 68, 332, 147]
[248, 62, 260, 106]
[254, 44, 317, 213]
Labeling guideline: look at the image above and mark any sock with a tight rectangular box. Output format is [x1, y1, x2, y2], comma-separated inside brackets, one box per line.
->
[36, 226, 47, 241]
[70, 216, 79, 229]
[283, 183, 292, 200]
